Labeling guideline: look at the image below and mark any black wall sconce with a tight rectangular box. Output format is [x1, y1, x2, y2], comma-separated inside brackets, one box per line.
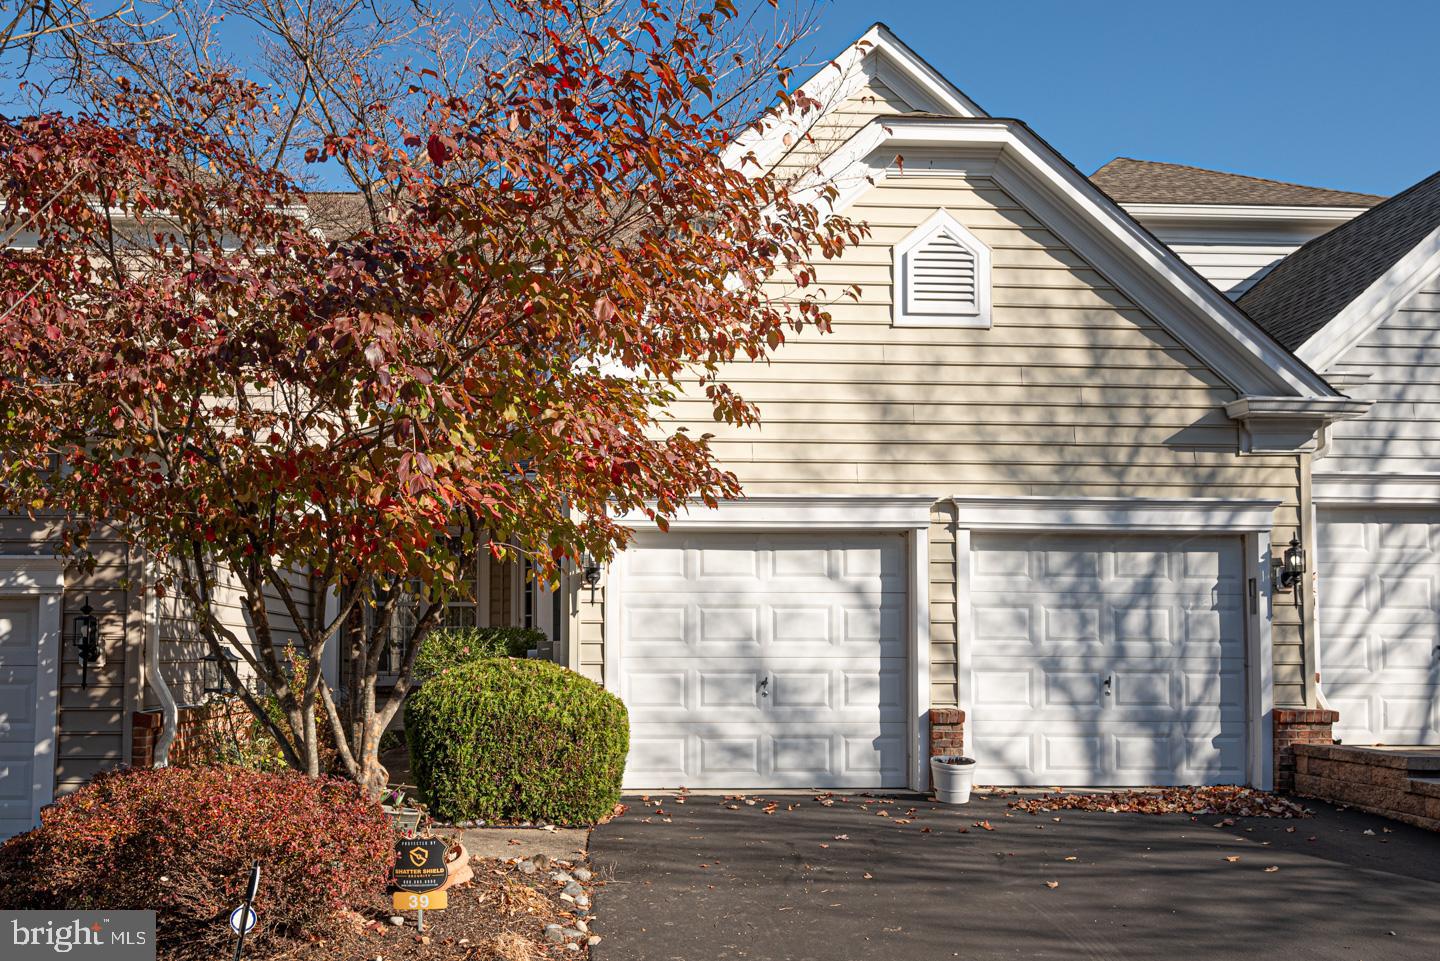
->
[70, 597, 102, 689]
[581, 553, 602, 602]
[201, 647, 242, 695]
[1272, 535, 1307, 607]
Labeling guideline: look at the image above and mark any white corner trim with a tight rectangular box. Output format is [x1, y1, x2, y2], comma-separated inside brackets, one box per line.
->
[722, 24, 984, 174]
[1244, 530, 1275, 790]
[908, 525, 931, 792]
[614, 494, 937, 531]
[1297, 223, 1440, 371]
[892, 208, 992, 328]
[1312, 472, 1440, 505]
[0, 555, 64, 828]
[796, 117, 1341, 400]
[948, 495, 1281, 533]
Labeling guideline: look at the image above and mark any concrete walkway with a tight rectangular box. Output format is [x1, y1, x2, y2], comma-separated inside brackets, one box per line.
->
[589, 791, 1440, 961]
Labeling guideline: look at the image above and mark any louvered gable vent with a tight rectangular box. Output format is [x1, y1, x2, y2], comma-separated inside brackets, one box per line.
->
[894, 209, 992, 328]
[908, 231, 977, 312]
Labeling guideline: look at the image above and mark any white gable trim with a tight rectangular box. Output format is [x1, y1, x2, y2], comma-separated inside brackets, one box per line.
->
[1295, 223, 1440, 372]
[721, 23, 984, 174]
[800, 117, 1340, 401]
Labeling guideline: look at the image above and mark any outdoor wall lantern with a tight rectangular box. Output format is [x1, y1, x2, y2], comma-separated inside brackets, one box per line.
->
[70, 597, 102, 689]
[1273, 535, 1307, 606]
[202, 646, 242, 696]
[581, 553, 602, 602]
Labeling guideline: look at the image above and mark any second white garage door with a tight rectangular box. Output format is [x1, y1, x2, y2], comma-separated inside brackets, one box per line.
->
[618, 532, 909, 790]
[968, 533, 1248, 785]
[1318, 508, 1440, 746]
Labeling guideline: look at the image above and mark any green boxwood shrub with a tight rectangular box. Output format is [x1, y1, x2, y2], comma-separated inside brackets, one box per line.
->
[0, 767, 392, 956]
[413, 626, 543, 681]
[405, 658, 628, 825]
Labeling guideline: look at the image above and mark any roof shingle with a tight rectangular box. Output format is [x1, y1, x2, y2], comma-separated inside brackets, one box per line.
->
[1090, 157, 1385, 209]
[1237, 169, 1440, 351]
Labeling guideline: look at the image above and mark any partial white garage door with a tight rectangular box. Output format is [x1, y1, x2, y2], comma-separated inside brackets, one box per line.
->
[1319, 508, 1440, 745]
[618, 532, 908, 789]
[969, 533, 1247, 785]
[0, 597, 49, 839]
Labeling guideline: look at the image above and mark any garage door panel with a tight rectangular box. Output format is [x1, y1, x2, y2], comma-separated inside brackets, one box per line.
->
[0, 598, 44, 839]
[1319, 508, 1440, 745]
[969, 533, 1247, 786]
[621, 532, 908, 789]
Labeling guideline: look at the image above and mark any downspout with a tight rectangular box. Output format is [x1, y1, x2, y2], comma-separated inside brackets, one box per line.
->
[141, 557, 179, 766]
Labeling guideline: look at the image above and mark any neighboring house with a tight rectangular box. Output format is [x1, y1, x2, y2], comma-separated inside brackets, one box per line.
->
[1091, 157, 1384, 297]
[556, 24, 1369, 794]
[1239, 169, 1440, 748]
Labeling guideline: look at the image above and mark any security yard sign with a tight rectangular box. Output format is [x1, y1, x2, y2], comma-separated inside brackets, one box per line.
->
[393, 837, 449, 892]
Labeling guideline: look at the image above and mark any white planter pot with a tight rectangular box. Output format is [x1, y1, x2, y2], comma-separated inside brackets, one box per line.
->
[930, 755, 976, 804]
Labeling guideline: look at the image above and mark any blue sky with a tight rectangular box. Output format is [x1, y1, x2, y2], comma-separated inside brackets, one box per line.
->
[798, 0, 1437, 196]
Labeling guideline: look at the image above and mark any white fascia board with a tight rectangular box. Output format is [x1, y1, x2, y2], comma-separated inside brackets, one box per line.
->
[614, 494, 937, 531]
[720, 23, 984, 174]
[1297, 224, 1440, 372]
[0, 555, 65, 592]
[803, 117, 1340, 400]
[949, 495, 1281, 533]
[1311, 472, 1440, 506]
[1121, 202, 1369, 230]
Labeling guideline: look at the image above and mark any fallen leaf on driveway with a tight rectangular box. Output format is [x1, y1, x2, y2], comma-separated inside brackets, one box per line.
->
[819, 844, 829, 849]
[863, 872, 874, 880]
[1063, 856, 1077, 862]
[1009, 787, 1307, 819]
[1264, 866, 1279, 873]
[1044, 881, 1059, 889]
[957, 828, 969, 834]
[833, 834, 849, 841]
[976, 821, 994, 831]
[1224, 856, 1240, 863]
[1363, 829, 1376, 836]
[894, 818, 912, 825]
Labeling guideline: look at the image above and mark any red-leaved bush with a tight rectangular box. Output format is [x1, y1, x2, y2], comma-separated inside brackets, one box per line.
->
[0, 766, 392, 953]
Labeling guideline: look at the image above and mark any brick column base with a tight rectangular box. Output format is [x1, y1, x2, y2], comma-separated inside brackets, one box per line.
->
[1273, 708, 1339, 792]
[928, 708, 966, 791]
[131, 710, 163, 768]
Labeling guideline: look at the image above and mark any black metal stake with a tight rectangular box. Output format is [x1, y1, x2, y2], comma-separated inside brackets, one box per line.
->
[233, 861, 261, 961]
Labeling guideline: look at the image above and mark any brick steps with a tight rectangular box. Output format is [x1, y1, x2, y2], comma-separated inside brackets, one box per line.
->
[1293, 744, 1440, 832]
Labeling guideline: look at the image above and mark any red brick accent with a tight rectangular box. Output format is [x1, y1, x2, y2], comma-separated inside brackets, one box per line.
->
[928, 708, 966, 791]
[1273, 708, 1339, 792]
[130, 710, 163, 768]
[131, 701, 257, 769]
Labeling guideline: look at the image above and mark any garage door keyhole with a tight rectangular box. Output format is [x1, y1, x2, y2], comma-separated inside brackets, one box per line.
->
[1103, 674, 1113, 697]
[759, 675, 769, 698]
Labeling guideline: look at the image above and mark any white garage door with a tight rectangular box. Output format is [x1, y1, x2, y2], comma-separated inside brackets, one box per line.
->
[618, 532, 908, 789]
[969, 533, 1247, 786]
[1319, 508, 1440, 745]
[0, 597, 49, 839]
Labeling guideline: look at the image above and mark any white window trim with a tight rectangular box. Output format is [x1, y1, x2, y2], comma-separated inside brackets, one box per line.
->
[606, 494, 937, 791]
[947, 496, 1277, 790]
[0, 556, 64, 828]
[892, 208, 992, 329]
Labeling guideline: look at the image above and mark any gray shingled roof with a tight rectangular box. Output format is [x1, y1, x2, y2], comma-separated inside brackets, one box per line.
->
[1237, 169, 1440, 351]
[1091, 157, 1385, 208]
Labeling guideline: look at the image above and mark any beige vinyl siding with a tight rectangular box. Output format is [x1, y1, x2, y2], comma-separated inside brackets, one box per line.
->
[1319, 267, 1440, 474]
[0, 517, 144, 796]
[1148, 239, 1298, 298]
[577, 171, 1309, 707]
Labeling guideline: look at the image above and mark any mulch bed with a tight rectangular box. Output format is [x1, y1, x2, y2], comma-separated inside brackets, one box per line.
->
[175, 857, 595, 961]
[1005, 785, 1313, 818]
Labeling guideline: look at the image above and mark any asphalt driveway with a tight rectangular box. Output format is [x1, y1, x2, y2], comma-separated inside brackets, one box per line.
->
[588, 791, 1440, 961]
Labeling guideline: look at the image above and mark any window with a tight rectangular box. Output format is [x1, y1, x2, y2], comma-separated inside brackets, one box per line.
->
[893, 209, 992, 328]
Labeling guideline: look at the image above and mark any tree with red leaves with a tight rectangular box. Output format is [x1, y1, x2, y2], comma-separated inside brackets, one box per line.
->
[0, 0, 862, 792]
